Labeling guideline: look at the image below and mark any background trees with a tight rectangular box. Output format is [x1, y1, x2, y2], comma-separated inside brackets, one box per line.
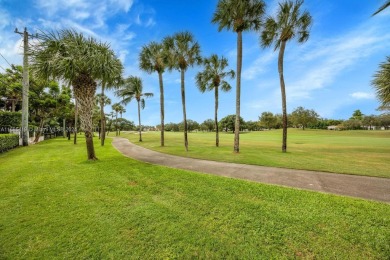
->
[212, 0, 266, 153]
[259, 112, 278, 130]
[196, 54, 234, 147]
[261, 0, 312, 152]
[290, 106, 319, 130]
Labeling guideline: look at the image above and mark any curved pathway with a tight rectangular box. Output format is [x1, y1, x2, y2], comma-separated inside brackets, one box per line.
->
[112, 138, 390, 203]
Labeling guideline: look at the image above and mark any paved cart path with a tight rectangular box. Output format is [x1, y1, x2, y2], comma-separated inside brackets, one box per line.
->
[112, 137, 390, 203]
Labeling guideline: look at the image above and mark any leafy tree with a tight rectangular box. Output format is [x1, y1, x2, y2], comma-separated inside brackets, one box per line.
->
[290, 106, 319, 130]
[116, 76, 153, 142]
[139, 41, 167, 146]
[372, 0, 390, 16]
[362, 115, 378, 130]
[30, 29, 122, 160]
[219, 114, 245, 132]
[201, 119, 215, 132]
[341, 119, 362, 130]
[165, 122, 180, 132]
[29, 80, 61, 142]
[372, 56, 390, 108]
[0, 65, 23, 112]
[259, 111, 277, 129]
[196, 54, 235, 146]
[212, 0, 265, 153]
[179, 119, 199, 132]
[246, 120, 261, 131]
[377, 113, 390, 129]
[261, 0, 312, 152]
[164, 31, 201, 151]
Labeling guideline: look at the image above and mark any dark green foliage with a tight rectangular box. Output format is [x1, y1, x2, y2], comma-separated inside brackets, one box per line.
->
[0, 111, 21, 128]
[0, 134, 19, 153]
[219, 114, 245, 132]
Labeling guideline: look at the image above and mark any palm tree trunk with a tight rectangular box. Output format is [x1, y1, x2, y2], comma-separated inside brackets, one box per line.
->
[115, 113, 118, 136]
[11, 100, 16, 112]
[158, 72, 165, 146]
[181, 69, 188, 151]
[74, 100, 78, 145]
[215, 85, 219, 147]
[137, 100, 142, 142]
[73, 76, 98, 160]
[234, 31, 242, 153]
[278, 40, 288, 153]
[100, 83, 106, 146]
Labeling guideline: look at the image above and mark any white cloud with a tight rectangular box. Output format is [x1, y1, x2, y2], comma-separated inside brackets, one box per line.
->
[350, 92, 375, 100]
[242, 50, 276, 80]
[286, 24, 390, 101]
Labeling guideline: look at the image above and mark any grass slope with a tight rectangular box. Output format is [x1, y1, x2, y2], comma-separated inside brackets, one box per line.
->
[123, 129, 390, 178]
[0, 137, 389, 258]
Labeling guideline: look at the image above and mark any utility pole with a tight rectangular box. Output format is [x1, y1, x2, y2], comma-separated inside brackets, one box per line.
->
[15, 28, 35, 146]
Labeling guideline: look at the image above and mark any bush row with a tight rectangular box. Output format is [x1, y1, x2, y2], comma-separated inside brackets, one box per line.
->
[0, 134, 19, 153]
[0, 111, 22, 127]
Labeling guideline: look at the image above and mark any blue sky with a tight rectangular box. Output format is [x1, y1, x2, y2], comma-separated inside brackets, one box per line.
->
[0, 0, 389, 125]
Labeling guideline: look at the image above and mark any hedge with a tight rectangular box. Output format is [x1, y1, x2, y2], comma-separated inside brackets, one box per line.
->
[0, 111, 22, 127]
[0, 134, 19, 153]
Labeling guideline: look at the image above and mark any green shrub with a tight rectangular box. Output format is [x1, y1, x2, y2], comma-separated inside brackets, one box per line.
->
[0, 134, 19, 153]
[0, 111, 22, 127]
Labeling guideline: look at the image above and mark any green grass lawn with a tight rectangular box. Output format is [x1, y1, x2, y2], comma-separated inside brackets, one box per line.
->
[0, 137, 389, 258]
[122, 129, 390, 178]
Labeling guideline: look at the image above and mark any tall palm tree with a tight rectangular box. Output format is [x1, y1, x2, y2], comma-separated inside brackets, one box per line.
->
[30, 29, 122, 160]
[115, 76, 153, 142]
[163, 31, 202, 151]
[372, 56, 390, 108]
[139, 41, 167, 146]
[212, 0, 266, 153]
[196, 54, 235, 147]
[373, 0, 390, 16]
[261, 0, 312, 153]
[97, 49, 123, 146]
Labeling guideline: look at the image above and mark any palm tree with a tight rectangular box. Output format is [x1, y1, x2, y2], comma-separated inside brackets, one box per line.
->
[212, 0, 266, 153]
[97, 50, 123, 146]
[30, 29, 122, 160]
[139, 41, 167, 146]
[373, 0, 390, 16]
[117, 106, 126, 135]
[261, 0, 312, 153]
[95, 93, 111, 138]
[372, 56, 390, 108]
[111, 103, 122, 136]
[163, 31, 202, 151]
[115, 76, 153, 142]
[196, 54, 235, 147]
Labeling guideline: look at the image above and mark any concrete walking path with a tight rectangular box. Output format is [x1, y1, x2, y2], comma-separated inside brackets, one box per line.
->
[112, 137, 390, 203]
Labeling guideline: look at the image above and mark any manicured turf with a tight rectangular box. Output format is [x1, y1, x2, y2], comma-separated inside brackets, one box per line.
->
[0, 137, 389, 258]
[122, 129, 390, 178]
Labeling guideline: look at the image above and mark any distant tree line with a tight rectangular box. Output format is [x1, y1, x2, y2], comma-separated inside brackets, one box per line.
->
[156, 107, 390, 132]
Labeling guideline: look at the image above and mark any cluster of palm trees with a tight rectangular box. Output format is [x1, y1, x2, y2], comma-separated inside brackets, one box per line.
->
[29, 0, 313, 160]
[139, 0, 311, 153]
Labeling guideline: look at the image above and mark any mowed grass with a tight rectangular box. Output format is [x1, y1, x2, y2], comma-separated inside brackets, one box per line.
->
[0, 137, 389, 258]
[122, 129, 390, 178]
